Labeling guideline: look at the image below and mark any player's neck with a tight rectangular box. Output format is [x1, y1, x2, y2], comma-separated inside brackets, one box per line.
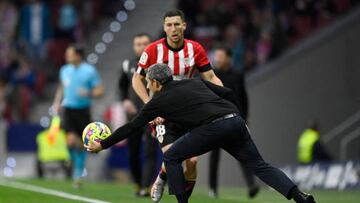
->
[166, 37, 184, 51]
[73, 61, 82, 67]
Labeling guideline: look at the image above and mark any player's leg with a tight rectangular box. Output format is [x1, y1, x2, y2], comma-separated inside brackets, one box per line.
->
[183, 157, 197, 198]
[208, 148, 220, 198]
[71, 108, 91, 189]
[239, 163, 260, 198]
[127, 128, 143, 196]
[151, 122, 198, 202]
[63, 108, 84, 188]
[221, 117, 315, 203]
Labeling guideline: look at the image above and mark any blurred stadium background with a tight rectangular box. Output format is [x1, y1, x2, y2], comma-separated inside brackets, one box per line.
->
[0, 0, 359, 202]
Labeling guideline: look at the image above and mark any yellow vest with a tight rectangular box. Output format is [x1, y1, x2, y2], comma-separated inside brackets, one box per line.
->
[297, 129, 319, 164]
[36, 127, 70, 163]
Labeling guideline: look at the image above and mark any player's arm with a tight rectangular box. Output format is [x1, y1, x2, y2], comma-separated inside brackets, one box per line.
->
[91, 84, 104, 98]
[194, 41, 223, 86]
[132, 71, 151, 103]
[52, 84, 63, 113]
[200, 69, 223, 86]
[88, 66, 104, 98]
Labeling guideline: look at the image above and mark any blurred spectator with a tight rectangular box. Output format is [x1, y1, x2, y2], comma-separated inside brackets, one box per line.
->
[0, 0, 18, 43]
[224, 25, 245, 72]
[0, 0, 18, 73]
[19, 0, 52, 62]
[9, 55, 36, 89]
[55, 0, 78, 40]
[297, 120, 333, 164]
[5, 54, 35, 121]
[178, 0, 359, 72]
[256, 31, 272, 65]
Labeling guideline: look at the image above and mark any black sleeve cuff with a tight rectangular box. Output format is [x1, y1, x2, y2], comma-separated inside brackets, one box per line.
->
[198, 63, 212, 73]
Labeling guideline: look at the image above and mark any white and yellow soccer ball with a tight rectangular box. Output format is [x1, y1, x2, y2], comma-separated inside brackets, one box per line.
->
[82, 122, 111, 145]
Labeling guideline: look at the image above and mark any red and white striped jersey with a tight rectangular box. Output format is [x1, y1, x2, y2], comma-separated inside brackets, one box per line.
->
[137, 38, 211, 80]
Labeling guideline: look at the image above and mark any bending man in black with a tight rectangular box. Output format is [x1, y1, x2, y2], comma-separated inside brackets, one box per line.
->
[85, 63, 316, 203]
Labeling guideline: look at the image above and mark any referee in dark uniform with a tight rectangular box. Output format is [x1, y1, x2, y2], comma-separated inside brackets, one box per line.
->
[209, 46, 259, 198]
[118, 33, 158, 196]
[86, 63, 316, 203]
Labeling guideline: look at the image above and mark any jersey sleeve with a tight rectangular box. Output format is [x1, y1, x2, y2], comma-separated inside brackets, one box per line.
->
[194, 42, 211, 72]
[89, 66, 102, 88]
[137, 45, 153, 76]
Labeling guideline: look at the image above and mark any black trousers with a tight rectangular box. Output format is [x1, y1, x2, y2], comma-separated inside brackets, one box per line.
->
[163, 116, 295, 198]
[127, 126, 158, 188]
[209, 148, 256, 192]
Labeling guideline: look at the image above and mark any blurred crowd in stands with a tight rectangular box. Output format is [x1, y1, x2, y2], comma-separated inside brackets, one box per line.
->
[0, 0, 122, 122]
[178, 0, 358, 73]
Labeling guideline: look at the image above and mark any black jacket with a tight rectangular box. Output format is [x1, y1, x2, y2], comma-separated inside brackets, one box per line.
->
[214, 68, 248, 119]
[101, 79, 239, 149]
[118, 57, 144, 110]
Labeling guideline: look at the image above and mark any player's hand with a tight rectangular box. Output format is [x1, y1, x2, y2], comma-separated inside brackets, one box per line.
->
[149, 117, 165, 125]
[78, 88, 90, 97]
[84, 140, 103, 153]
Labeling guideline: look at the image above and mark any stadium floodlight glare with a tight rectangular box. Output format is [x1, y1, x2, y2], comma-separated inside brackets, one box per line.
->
[124, 0, 136, 11]
[87, 53, 99, 65]
[95, 42, 107, 54]
[102, 32, 114, 43]
[110, 21, 121, 32]
[40, 116, 50, 128]
[6, 157, 16, 168]
[116, 11, 128, 22]
[3, 167, 14, 177]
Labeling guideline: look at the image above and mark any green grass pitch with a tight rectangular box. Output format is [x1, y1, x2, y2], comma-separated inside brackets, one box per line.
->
[0, 179, 359, 203]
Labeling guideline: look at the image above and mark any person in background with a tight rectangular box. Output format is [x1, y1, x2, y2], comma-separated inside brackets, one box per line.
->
[118, 33, 158, 197]
[56, 0, 78, 40]
[52, 44, 104, 188]
[208, 46, 259, 198]
[18, 0, 52, 63]
[297, 120, 333, 164]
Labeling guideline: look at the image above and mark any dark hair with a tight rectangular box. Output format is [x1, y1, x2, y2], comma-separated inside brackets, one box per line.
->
[68, 44, 85, 59]
[133, 33, 152, 41]
[215, 45, 233, 57]
[163, 9, 185, 21]
[147, 63, 173, 85]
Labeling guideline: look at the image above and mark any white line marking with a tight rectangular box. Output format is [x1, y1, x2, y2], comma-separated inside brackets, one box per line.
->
[0, 179, 110, 203]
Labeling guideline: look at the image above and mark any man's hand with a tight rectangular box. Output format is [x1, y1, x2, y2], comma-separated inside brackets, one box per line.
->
[78, 87, 90, 97]
[84, 140, 103, 153]
[149, 117, 165, 125]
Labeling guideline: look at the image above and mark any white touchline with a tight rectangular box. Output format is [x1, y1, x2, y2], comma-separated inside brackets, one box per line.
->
[0, 179, 110, 203]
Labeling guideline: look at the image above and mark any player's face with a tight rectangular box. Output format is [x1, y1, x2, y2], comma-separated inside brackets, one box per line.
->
[65, 47, 79, 64]
[133, 36, 151, 57]
[214, 49, 231, 69]
[163, 16, 186, 44]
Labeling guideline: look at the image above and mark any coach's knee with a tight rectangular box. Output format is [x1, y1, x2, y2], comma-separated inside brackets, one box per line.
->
[163, 148, 184, 164]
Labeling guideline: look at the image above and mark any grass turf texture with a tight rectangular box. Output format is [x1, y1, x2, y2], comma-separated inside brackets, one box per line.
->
[0, 179, 359, 203]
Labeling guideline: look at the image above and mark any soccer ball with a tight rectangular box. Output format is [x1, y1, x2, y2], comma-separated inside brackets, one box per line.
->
[82, 122, 111, 145]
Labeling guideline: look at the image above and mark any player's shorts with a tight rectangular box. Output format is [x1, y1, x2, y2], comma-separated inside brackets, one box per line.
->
[154, 121, 188, 148]
[63, 107, 91, 138]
